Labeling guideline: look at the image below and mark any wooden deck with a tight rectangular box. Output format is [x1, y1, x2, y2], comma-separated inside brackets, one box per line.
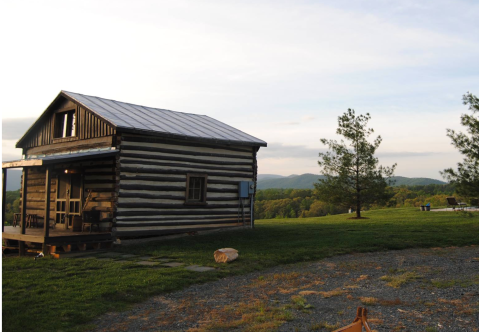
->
[2, 226, 112, 245]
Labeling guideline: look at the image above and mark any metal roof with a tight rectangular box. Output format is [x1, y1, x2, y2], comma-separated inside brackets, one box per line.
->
[62, 91, 267, 147]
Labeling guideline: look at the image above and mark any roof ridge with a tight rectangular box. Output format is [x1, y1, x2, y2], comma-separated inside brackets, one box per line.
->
[62, 90, 205, 116]
[58, 90, 266, 147]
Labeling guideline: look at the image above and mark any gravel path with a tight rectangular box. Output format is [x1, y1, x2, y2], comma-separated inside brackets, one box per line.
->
[92, 246, 479, 332]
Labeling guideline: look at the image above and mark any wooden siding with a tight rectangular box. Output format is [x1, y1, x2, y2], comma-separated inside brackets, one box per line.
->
[116, 134, 255, 236]
[23, 168, 56, 219]
[19, 97, 116, 150]
[21, 158, 117, 228]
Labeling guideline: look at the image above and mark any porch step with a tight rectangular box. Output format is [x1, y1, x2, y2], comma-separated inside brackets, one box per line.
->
[3, 246, 43, 256]
[48, 240, 115, 259]
[49, 249, 110, 259]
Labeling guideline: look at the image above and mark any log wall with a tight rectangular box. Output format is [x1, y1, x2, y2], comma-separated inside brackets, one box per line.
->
[116, 134, 257, 236]
[21, 158, 117, 228]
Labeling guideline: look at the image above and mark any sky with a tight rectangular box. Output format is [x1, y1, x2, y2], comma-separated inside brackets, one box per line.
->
[1, 0, 478, 180]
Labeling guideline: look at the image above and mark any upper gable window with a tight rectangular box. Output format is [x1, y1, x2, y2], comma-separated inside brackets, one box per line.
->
[54, 110, 76, 138]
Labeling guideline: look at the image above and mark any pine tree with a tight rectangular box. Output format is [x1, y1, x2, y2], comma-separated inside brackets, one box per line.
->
[441, 92, 479, 198]
[315, 109, 396, 218]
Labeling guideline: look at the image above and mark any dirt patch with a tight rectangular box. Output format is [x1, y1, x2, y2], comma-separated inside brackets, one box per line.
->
[90, 246, 479, 332]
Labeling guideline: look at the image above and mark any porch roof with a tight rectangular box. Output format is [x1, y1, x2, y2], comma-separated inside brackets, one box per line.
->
[2, 149, 119, 169]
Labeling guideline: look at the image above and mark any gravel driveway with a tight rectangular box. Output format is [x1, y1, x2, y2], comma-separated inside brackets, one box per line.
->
[92, 246, 479, 332]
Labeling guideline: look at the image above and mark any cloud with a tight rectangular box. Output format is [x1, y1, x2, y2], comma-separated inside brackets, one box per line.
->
[2, 150, 22, 162]
[274, 121, 300, 126]
[259, 143, 450, 161]
[2, 118, 36, 140]
[376, 151, 442, 158]
[2, 137, 23, 162]
[0, 0, 477, 180]
[258, 142, 324, 159]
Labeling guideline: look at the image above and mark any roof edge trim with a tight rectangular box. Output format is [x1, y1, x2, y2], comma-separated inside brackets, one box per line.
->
[118, 127, 267, 147]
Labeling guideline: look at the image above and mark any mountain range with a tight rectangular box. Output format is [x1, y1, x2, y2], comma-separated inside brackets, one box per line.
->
[257, 173, 447, 190]
[5, 169, 447, 191]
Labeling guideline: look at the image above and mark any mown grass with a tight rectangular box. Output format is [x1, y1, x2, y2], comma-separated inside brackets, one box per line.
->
[3, 208, 479, 331]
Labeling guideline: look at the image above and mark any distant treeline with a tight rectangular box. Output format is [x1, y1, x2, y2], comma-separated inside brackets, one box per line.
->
[254, 184, 460, 219]
[4, 190, 20, 225]
[2, 183, 464, 224]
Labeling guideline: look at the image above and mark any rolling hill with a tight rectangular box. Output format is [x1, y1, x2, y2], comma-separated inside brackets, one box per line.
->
[5, 170, 446, 191]
[257, 173, 447, 190]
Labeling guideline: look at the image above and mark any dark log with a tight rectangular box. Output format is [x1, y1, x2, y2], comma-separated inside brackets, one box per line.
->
[207, 188, 238, 193]
[117, 202, 240, 209]
[116, 214, 243, 222]
[90, 206, 114, 212]
[116, 210, 246, 216]
[121, 135, 252, 153]
[120, 184, 185, 191]
[82, 188, 115, 193]
[83, 163, 115, 170]
[120, 166, 252, 179]
[119, 192, 186, 200]
[119, 174, 185, 182]
[83, 171, 116, 176]
[121, 146, 252, 160]
[119, 183, 238, 194]
[119, 174, 242, 186]
[119, 158, 252, 173]
[118, 192, 238, 201]
[120, 152, 253, 166]
[116, 219, 247, 227]
[91, 197, 117, 202]
[84, 179, 116, 184]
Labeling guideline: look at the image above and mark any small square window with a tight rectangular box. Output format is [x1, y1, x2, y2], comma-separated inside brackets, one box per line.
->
[185, 173, 207, 204]
[54, 110, 76, 138]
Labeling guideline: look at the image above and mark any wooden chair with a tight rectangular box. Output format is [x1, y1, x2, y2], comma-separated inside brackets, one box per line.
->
[82, 210, 101, 233]
[333, 307, 372, 332]
[13, 213, 21, 227]
[26, 214, 39, 228]
[447, 197, 467, 211]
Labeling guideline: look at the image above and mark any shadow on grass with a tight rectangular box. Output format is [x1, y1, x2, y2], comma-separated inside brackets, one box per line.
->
[3, 208, 479, 331]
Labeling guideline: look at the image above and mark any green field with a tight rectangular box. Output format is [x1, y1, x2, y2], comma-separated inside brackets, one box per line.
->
[3, 208, 479, 331]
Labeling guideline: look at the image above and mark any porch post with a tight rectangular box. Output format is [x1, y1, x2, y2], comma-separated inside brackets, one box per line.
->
[2, 168, 6, 233]
[43, 167, 51, 253]
[19, 167, 28, 256]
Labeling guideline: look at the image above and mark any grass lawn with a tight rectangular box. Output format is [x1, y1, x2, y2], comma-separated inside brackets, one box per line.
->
[3, 208, 479, 331]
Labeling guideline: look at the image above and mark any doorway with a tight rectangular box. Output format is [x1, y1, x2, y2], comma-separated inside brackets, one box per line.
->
[56, 173, 82, 229]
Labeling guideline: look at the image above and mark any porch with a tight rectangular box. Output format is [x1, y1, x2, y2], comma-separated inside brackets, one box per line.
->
[2, 149, 119, 256]
[2, 226, 113, 256]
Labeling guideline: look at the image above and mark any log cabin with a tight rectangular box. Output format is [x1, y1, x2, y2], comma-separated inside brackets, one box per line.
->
[2, 90, 267, 255]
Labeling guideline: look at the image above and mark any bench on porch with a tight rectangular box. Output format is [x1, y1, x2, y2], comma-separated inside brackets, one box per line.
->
[13, 213, 55, 229]
[82, 210, 102, 233]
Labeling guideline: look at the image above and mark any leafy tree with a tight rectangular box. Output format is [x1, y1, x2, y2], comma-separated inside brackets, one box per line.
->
[315, 109, 396, 218]
[442, 92, 479, 198]
[4, 190, 20, 224]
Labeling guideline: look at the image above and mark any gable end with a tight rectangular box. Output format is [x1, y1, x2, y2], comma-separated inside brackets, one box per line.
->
[16, 93, 117, 150]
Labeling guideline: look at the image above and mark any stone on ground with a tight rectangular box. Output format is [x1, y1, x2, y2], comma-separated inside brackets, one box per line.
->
[185, 265, 216, 272]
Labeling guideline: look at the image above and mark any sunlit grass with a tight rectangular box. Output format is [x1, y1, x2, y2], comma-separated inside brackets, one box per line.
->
[380, 271, 422, 288]
[3, 208, 479, 331]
